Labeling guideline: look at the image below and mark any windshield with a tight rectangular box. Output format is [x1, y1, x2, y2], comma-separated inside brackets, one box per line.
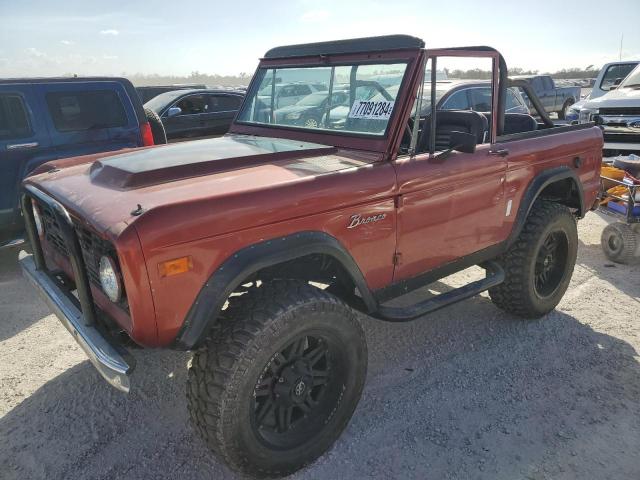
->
[237, 62, 408, 136]
[144, 90, 188, 112]
[620, 64, 640, 88]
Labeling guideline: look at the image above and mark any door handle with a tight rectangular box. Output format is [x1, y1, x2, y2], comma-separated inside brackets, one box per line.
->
[7, 142, 39, 150]
[488, 148, 509, 157]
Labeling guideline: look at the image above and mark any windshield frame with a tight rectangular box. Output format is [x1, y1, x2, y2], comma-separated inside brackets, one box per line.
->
[235, 60, 410, 138]
[620, 64, 640, 88]
[229, 49, 421, 153]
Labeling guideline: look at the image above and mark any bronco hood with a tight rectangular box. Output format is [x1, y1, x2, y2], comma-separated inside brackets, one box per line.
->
[25, 134, 376, 241]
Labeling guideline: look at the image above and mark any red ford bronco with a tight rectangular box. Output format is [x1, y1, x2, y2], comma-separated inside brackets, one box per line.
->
[19, 35, 602, 477]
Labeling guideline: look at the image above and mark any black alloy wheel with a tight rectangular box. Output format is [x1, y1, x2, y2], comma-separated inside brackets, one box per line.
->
[534, 230, 569, 298]
[250, 332, 347, 450]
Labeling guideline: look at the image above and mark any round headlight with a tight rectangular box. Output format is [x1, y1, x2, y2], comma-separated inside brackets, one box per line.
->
[31, 201, 44, 237]
[99, 256, 122, 302]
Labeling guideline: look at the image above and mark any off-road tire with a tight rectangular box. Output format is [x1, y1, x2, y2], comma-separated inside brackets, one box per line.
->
[144, 107, 167, 144]
[489, 200, 578, 318]
[601, 222, 639, 264]
[187, 280, 367, 477]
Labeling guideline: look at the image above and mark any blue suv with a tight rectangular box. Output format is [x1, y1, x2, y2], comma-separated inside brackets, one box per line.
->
[0, 77, 163, 247]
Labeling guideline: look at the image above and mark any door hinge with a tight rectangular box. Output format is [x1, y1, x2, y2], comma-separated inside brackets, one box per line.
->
[392, 252, 402, 265]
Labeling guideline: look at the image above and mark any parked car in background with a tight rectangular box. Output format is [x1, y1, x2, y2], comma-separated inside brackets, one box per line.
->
[0, 77, 162, 248]
[274, 89, 350, 128]
[579, 63, 640, 154]
[418, 80, 529, 115]
[257, 82, 327, 109]
[136, 84, 207, 103]
[512, 74, 580, 119]
[566, 60, 639, 121]
[144, 89, 244, 140]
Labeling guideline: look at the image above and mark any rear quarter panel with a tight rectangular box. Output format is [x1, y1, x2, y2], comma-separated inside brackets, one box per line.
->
[499, 125, 602, 238]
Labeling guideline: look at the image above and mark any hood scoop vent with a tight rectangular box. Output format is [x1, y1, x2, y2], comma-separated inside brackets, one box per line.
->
[90, 134, 336, 189]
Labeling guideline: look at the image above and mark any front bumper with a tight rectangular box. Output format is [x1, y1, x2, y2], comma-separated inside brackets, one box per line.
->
[20, 251, 133, 392]
[19, 184, 133, 392]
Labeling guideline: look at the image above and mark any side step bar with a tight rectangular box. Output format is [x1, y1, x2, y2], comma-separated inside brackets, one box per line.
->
[373, 261, 505, 322]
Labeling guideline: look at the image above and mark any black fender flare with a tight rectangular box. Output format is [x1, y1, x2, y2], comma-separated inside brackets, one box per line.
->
[173, 231, 376, 350]
[506, 166, 584, 247]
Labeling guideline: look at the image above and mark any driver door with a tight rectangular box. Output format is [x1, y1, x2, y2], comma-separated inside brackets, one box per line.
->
[392, 54, 508, 282]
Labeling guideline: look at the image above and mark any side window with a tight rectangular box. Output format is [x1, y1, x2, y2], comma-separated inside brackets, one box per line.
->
[45, 90, 127, 132]
[469, 88, 492, 112]
[531, 77, 543, 93]
[600, 63, 637, 90]
[280, 86, 296, 98]
[0, 94, 31, 140]
[417, 56, 493, 154]
[295, 85, 312, 96]
[208, 95, 242, 112]
[543, 77, 554, 90]
[175, 95, 207, 115]
[506, 89, 521, 109]
[441, 90, 470, 110]
[332, 92, 348, 105]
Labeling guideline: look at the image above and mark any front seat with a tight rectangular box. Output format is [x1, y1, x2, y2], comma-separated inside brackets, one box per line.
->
[417, 110, 488, 153]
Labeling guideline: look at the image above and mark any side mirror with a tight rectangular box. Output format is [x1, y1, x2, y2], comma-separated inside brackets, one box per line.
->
[449, 131, 477, 154]
[166, 107, 182, 118]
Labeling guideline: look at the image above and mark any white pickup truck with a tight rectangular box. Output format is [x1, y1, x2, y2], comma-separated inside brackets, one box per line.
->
[566, 60, 639, 122]
[579, 63, 640, 154]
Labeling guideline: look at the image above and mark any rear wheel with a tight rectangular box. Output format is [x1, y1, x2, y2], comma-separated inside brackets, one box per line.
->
[187, 280, 367, 477]
[601, 222, 639, 264]
[144, 107, 167, 144]
[489, 200, 578, 318]
[557, 99, 574, 120]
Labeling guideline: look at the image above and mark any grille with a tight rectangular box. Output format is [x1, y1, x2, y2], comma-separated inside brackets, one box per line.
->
[599, 107, 640, 116]
[39, 203, 69, 257]
[603, 133, 640, 144]
[75, 223, 102, 286]
[35, 199, 126, 304]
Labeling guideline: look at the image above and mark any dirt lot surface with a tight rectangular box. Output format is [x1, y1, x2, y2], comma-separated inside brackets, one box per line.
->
[1, 212, 639, 480]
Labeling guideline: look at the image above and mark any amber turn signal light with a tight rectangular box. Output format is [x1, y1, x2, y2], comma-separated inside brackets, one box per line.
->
[158, 256, 193, 277]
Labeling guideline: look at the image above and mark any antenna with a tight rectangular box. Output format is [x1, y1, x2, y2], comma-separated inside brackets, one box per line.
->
[619, 33, 624, 61]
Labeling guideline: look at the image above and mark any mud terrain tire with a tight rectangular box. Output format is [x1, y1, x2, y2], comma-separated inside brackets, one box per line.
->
[187, 280, 367, 477]
[489, 200, 578, 318]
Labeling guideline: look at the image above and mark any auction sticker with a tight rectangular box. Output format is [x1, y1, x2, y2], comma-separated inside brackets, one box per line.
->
[348, 100, 395, 120]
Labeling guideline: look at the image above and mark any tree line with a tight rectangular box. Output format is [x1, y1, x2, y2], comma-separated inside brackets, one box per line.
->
[126, 66, 601, 87]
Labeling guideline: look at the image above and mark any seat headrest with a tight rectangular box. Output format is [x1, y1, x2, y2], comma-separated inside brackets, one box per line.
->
[418, 110, 488, 152]
[502, 113, 538, 135]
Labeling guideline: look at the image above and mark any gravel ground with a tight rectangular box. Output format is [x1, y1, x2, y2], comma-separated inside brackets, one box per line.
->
[1, 212, 639, 480]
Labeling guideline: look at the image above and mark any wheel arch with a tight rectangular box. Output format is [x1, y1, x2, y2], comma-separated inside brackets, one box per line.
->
[508, 166, 584, 247]
[173, 231, 376, 350]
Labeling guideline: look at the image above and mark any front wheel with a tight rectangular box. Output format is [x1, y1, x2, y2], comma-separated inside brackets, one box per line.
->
[489, 200, 578, 318]
[303, 117, 320, 128]
[187, 280, 367, 477]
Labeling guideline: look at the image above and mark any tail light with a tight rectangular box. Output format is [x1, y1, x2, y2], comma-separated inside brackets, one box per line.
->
[140, 122, 155, 147]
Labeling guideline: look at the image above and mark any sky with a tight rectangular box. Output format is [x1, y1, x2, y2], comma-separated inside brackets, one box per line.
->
[1, 0, 639, 78]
